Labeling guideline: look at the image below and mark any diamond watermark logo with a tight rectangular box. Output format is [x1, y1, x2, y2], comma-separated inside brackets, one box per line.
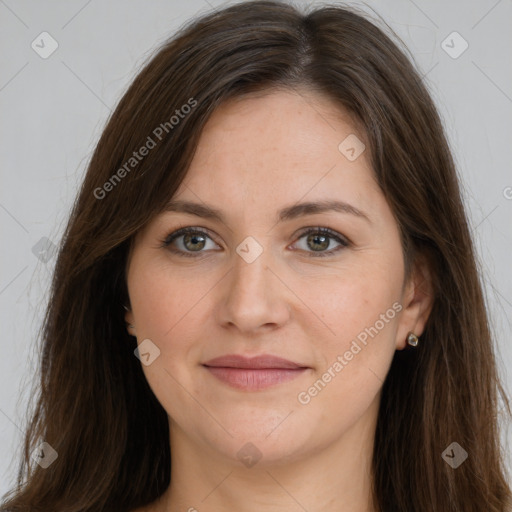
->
[31, 32, 59, 59]
[236, 236, 263, 264]
[31, 236, 57, 263]
[237, 442, 262, 468]
[442, 441, 468, 469]
[31, 441, 58, 469]
[441, 31, 468, 59]
[338, 134, 366, 161]
[134, 338, 161, 366]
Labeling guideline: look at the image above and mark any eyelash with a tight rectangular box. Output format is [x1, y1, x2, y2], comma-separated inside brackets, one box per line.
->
[160, 226, 350, 258]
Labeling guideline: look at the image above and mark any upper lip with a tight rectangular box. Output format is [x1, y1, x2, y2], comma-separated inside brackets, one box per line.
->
[202, 354, 308, 369]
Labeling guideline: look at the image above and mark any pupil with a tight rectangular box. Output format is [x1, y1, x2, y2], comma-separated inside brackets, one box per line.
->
[185, 233, 205, 251]
[310, 234, 328, 251]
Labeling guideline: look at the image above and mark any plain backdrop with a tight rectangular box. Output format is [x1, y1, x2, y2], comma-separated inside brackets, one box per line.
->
[1, 0, 511, 495]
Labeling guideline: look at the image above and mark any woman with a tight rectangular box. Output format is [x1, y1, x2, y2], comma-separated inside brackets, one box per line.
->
[1, 1, 510, 511]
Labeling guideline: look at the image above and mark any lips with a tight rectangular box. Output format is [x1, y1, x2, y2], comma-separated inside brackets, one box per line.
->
[202, 354, 307, 370]
[202, 354, 310, 391]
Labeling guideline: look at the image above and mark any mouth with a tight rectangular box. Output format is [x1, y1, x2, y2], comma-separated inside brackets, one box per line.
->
[202, 354, 310, 391]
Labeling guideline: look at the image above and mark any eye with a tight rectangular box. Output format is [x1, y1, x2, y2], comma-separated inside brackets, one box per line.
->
[161, 227, 220, 258]
[160, 226, 349, 258]
[291, 227, 349, 257]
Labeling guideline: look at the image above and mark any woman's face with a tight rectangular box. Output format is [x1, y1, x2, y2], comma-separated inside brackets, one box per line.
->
[125, 89, 428, 466]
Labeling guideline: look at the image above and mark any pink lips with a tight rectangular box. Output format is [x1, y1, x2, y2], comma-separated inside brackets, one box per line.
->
[202, 354, 309, 391]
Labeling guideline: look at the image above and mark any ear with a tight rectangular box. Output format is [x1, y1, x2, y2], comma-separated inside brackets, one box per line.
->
[395, 253, 435, 350]
[124, 305, 136, 336]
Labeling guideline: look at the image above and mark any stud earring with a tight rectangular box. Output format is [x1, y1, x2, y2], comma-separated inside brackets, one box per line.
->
[406, 332, 419, 347]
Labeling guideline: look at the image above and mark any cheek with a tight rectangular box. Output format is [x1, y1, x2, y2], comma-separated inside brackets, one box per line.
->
[129, 257, 200, 339]
[294, 275, 399, 434]
[128, 257, 217, 393]
[306, 262, 401, 340]
[299, 256, 402, 397]
[127, 259, 207, 416]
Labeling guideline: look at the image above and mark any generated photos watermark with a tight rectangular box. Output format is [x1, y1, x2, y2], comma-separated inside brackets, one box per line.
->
[94, 97, 198, 200]
[297, 301, 403, 405]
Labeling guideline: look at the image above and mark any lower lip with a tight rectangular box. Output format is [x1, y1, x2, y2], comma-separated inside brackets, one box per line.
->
[204, 366, 308, 391]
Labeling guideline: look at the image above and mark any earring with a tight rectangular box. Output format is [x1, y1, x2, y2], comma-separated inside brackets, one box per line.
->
[407, 332, 419, 347]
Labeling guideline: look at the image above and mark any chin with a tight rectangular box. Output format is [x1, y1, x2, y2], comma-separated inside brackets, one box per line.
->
[198, 415, 316, 468]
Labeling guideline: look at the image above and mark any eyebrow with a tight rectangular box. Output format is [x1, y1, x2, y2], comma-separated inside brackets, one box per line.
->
[163, 199, 371, 224]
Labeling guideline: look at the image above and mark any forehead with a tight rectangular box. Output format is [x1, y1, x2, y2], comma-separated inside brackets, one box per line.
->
[194, 88, 366, 160]
[175, 89, 380, 210]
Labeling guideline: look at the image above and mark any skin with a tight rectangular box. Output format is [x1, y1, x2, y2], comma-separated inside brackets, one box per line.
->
[126, 89, 433, 512]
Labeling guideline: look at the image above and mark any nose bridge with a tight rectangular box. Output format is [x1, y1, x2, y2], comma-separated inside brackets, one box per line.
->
[220, 235, 287, 330]
[230, 238, 273, 304]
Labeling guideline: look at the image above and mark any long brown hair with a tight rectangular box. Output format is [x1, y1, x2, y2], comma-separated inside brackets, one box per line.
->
[2, 1, 510, 510]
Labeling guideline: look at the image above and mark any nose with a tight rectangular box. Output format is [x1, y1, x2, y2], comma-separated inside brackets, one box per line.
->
[217, 248, 291, 334]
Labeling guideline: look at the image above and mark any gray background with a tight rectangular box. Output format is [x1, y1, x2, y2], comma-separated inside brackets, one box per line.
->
[1, 0, 511, 494]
